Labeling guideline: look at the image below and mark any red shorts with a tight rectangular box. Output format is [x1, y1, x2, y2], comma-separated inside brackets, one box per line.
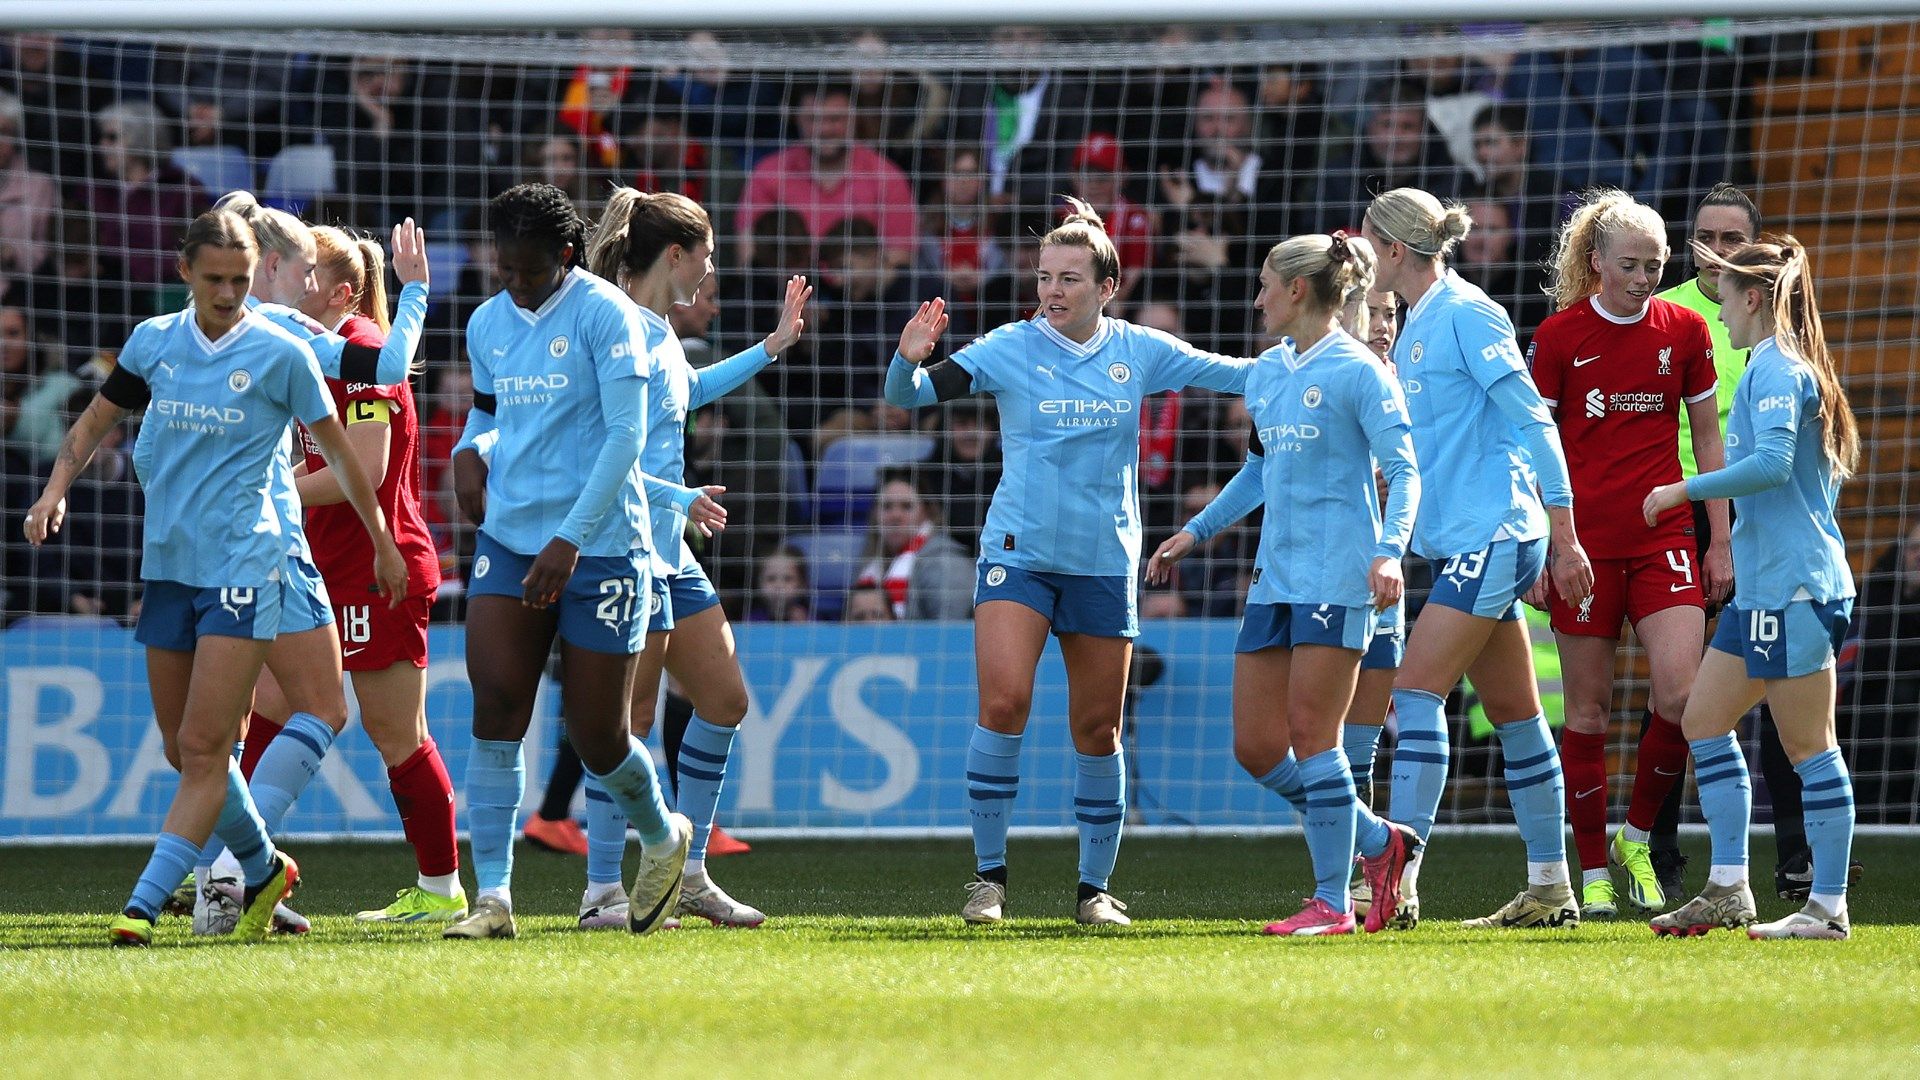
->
[333, 593, 433, 671]
[1548, 548, 1704, 637]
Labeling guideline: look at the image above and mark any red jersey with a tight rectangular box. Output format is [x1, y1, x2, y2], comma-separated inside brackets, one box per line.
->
[298, 314, 442, 600]
[1528, 295, 1717, 558]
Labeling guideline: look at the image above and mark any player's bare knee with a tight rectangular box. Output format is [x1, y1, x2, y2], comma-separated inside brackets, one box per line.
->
[1563, 700, 1609, 735]
[1234, 734, 1283, 779]
[699, 686, 750, 728]
[978, 692, 1030, 734]
[1649, 686, 1691, 724]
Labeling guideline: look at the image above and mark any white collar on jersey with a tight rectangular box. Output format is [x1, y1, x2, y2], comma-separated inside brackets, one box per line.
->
[511, 267, 585, 326]
[189, 307, 255, 355]
[1033, 313, 1115, 357]
[1587, 293, 1649, 326]
[1404, 268, 1455, 326]
[1284, 329, 1346, 372]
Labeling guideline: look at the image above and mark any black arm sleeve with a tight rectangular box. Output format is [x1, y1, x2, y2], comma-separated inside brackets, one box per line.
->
[927, 360, 973, 403]
[99, 366, 152, 410]
[471, 391, 496, 415]
[340, 342, 383, 386]
[1245, 419, 1263, 457]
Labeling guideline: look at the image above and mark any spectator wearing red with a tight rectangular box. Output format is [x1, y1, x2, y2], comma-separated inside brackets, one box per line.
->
[735, 80, 919, 266]
[854, 469, 974, 621]
[1069, 132, 1155, 314]
[918, 146, 1000, 304]
[617, 80, 708, 204]
[554, 29, 635, 169]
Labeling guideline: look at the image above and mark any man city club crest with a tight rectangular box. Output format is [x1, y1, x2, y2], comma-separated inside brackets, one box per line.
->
[1302, 386, 1323, 408]
[549, 336, 569, 358]
[473, 555, 491, 579]
[985, 566, 1007, 587]
[228, 370, 252, 393]
[1107, 362, 1131, 383]
[1409, 342, 1424, 364]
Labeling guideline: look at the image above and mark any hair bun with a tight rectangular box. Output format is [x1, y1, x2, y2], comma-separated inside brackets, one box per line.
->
[1328, 230, 1352, 263]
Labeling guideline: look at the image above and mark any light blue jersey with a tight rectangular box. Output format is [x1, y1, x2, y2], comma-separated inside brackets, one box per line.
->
[1240, 332, 1419, 609]
[456, 268, 658, 560]
[244, 286, 425, 560]
[1688, 335, 1854, 609]
[891, 316, 1251, 577]
[633, 304, 776, 579]
[1395, 271, 1572, 558]
[119, 309, 332, 588]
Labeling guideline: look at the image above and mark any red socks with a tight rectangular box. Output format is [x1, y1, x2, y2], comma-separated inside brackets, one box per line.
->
[238, 712, 283, 780]
[389, 737, 459, 877]
[1561, 728, 1609, 872]
[1627, 713, 1690, 834]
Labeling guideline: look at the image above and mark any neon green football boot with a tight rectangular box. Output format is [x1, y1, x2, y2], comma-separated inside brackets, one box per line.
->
[1581, 876, 1619, 918]
[356, 885, 469, 923]
[233, 851, 299, 943]
[109, 913, 155, 947]
[1610, 828, 1667, 912]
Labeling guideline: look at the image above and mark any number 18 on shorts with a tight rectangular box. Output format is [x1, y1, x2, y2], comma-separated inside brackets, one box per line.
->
[334, 595, 435, 672]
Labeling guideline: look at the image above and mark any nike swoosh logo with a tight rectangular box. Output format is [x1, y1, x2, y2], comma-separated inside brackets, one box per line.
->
[1654, 767, 1682, 776]
[1669, 583, 1695, 592]
[1573, 356, 1602, 367]
[1575, 786, 1603, 799]
[343, 647, 367, 657]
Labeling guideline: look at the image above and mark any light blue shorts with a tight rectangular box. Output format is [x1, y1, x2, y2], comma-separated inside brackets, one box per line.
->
[1711, 598, 1853, 679]
[1362, 602, 1406, 670]
[278, 550, 335, 636]
[469, 530, 653, 655]
[974, 562, 1136, 639]
[649, 563, 720, 633]
[1425, 537, 1547, 622]
[136, 580, 283, 651]
[1235, 602, 1375, 654]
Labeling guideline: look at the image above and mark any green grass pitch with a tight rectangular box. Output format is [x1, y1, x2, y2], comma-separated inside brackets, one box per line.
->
[3, 834, 1918, 1078]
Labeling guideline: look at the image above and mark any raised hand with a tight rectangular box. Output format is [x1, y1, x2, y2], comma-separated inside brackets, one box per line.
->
[897, 298, 950, 364]
[390, 218, 429, 288]
[764, 275, 813, 356]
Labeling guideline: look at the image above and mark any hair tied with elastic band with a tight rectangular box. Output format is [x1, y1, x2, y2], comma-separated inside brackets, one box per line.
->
[1328, 229, 1353, 263]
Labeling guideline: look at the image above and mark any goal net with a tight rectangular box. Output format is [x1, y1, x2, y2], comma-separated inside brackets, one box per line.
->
[1, 16, 1914, 840]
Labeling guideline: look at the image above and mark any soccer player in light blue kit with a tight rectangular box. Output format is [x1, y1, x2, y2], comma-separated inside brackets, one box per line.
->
[575, 186, 811, 930]
[442, 183, 693, 940]
[1645, 237, 1861, 940]
[182, 192, 430, 935]
[887, 199, 1253, 926]
[23, 209, 407, 946]
[1150, 232, 1423, 936]
[1360, 188, 1596, 929]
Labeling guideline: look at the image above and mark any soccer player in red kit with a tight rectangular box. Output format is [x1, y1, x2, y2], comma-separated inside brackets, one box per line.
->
[1528, 191, 1731, 917]
[271, 225, 462, 923]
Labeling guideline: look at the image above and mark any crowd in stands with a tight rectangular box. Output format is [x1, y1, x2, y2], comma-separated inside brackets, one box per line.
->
[0, 24, 1883, 638]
